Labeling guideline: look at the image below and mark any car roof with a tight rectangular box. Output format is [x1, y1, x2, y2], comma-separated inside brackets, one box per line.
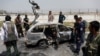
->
[33, 22, 61, 26]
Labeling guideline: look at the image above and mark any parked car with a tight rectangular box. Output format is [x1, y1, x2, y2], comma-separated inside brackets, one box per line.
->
[24, 22, 72, 48]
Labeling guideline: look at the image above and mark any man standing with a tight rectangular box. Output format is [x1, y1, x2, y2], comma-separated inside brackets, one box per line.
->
[70, 15, 79, 44]
[58, 11, 66, 24]
[79, 17, 87, 43]
[29, 0, 40, 24]
[48, 11, 54, 22]
[23, 15, 30, 33]
[15, 14, 24, 37]
[69, 15, 79, 44]
[82, 21, 100, 56]
[1, 15, 19, 56]
[74, 18, 84, 55]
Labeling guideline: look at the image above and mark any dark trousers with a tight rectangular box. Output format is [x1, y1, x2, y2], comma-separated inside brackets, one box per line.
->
[82, 46, 88, 56]
[59, 21, 63, 24]
[4, 40, 19, 56]
[69, 31, 76, 43]
[16, 24, 24, 37]
[82, 46, 98, 56]
[75, 34, 83, 54]
[52, 37, 59, 50]
[75, 40, 81, 53]
[24, 24, 29, 31]
[81, 33, 85, 43]
[97, 46, 100, 56]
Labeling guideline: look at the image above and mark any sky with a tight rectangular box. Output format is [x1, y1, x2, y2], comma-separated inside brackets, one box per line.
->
[0, 0, 100, 13]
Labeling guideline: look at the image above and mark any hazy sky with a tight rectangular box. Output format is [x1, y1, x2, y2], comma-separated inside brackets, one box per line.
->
[0, 0, 100, 12]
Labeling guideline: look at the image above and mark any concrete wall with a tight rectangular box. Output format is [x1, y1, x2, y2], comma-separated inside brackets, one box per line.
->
[0, 14, 100, 22]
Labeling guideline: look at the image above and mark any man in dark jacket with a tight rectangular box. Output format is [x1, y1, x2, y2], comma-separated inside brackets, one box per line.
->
[74, 17, 84, 55]
[58, 11, 66, 24]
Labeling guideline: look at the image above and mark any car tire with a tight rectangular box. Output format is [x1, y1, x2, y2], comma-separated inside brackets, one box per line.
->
[37, 39, 49, 48]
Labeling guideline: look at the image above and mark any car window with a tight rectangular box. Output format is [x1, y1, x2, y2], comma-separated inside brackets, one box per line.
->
[45, 24, 56, 28]
[44, 24, 57, 32]
[31, 25, 44, 33]
[58, 25, 69, 32]
[44, 24, 57, 37]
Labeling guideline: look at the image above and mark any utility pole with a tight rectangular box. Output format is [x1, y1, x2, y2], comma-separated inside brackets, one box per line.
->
[88, 9, 89, 14]
[69, 9, 71, 15]
[96, 9, 98, 15]
[79, 9, 80, 14]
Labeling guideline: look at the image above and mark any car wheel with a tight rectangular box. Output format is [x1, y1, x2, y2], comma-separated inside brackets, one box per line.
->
[38, 39, 49, 48]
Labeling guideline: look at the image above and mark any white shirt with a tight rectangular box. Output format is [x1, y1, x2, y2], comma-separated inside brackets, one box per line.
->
[0, 21, 18, 41]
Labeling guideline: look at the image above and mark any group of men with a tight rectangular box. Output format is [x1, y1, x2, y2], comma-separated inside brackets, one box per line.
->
[0, 14, 100, 56]
[0, 0, 100, 56]
[48, 10, 66, 23]
[69, 15, 100, 56]
[0, 13, 65, 56]
[70, 15, 87, 55]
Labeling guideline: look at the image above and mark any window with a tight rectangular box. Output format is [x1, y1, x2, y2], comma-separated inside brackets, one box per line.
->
[31, 25, 44, 33]
[44, 24, 57, 32]
[58, 25, 69, 32]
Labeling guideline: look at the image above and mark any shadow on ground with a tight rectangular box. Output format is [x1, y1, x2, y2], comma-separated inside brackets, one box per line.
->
[68, 44, 76, 53]
[0, 41, 68, 56]
[0, 51, 7, 56]
[0, 51, 46, 56]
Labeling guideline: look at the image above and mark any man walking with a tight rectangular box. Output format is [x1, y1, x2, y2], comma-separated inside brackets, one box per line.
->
[1, 15, 19, 56]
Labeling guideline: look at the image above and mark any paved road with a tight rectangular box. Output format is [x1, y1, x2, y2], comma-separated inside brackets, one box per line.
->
[0, 37, 84, 56]
[0, 32, 89, 56]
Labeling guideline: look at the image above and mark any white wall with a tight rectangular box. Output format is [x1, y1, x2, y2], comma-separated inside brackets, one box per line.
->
[0, 14, 100, 22]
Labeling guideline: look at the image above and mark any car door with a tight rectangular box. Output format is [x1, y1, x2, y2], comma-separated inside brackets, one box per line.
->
[27, 25, 46, 42]
[57, 24, 72, 41]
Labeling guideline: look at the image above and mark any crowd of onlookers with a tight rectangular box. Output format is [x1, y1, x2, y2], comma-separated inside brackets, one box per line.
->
[0, 11, 100, 56]
[0, 11, 66, 56]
